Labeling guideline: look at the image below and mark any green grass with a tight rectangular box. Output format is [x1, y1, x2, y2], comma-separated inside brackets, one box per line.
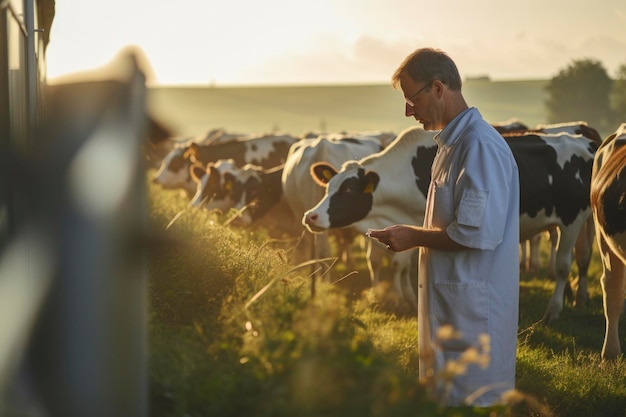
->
[147, 177, 626, 417]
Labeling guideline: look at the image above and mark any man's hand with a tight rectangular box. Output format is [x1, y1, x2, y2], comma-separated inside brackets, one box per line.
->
[367, 225, 418, 252]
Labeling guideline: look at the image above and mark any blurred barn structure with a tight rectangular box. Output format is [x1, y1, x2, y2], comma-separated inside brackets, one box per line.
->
[1, 1, 151, 416]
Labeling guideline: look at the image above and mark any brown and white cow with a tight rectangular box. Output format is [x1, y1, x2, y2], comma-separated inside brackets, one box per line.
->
[304, 126, 598, 321]
[590, 122, 626, 360]
[152, 132, 300, 196]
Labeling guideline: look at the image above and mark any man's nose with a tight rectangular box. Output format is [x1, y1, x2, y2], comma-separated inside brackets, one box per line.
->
[405, 103, 415, 118]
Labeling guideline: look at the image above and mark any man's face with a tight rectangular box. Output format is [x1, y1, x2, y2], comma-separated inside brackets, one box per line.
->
[399, 72, 442, 131]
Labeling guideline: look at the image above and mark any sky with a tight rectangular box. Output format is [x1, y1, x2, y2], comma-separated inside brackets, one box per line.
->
[46, 0, 626, 87]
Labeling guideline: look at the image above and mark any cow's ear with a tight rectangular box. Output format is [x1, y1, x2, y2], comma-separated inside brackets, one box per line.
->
[190, 163, 205, 183]
[310, 162, 338, 186]
[363, 171, 380, 194]
[207, 165, 221, 187]
[223, 172, 235, 193]
[183, 143, 200, 163]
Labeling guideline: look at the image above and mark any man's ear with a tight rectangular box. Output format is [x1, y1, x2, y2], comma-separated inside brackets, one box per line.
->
[310, 162, 338, 186]
[432, 79, 445, 97]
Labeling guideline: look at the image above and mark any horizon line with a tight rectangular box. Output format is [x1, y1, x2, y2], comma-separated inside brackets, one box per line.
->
[147, 77, 551, 89]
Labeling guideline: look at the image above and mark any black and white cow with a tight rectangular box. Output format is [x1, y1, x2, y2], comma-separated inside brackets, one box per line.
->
[282, 133, 385, 268]
[189, 159, 241, 213]
[530, 121, 602, 144]
[189, 160, 296, 233]
[187, 133, 385, 272]
[304, 126, 598, 321]
[590, 122, 626, 360]
[152, 132, 300, 196]
[304, 128, 436, 307]
[144, 128, 246, 170]
[506, 121, 602, 276]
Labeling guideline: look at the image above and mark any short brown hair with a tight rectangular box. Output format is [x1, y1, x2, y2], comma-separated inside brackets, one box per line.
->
[392, 48, 462, 91]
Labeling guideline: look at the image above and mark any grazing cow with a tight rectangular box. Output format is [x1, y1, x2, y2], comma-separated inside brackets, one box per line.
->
[304, 126, 597, 321]
[282, 133, 385, 269]
[143, 127, 245, 170]
[190, 161, 288, 226]
[188, 133, 385, 275]
[304, 128, 436, 308]
[152, 132, 300, 196]
[507, 121, 602, 276]
[189, 159, 241, 213]
[590, 122, 626, 360]
[190, 161, 302, 240]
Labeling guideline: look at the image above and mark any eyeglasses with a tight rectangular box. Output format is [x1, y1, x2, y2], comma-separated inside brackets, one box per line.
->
[405, 82, 432, 107]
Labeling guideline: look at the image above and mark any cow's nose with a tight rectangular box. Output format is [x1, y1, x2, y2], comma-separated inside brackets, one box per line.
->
[304, 212, 318, 225]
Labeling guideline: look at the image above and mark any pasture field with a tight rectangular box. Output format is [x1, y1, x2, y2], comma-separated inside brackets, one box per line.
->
[147, 175, 626, 417]
[147, 80, 552, 139]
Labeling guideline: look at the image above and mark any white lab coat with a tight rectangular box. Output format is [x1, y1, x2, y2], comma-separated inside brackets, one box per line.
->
[417, 107, 520, 406]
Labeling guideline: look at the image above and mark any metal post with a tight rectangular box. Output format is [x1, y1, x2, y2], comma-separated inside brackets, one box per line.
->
[23, 0, 37, 139]
[0, 50, 150, 417]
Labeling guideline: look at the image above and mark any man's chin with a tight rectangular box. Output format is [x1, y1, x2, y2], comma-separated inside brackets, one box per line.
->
[419, 121, 441, 131]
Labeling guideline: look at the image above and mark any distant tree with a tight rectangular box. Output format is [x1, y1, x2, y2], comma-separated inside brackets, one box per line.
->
[545, 58, 613, 133]
[611, 62, 626, 127]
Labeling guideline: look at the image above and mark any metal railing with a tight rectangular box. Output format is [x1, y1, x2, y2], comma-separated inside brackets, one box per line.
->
[0, 50, 150, 417]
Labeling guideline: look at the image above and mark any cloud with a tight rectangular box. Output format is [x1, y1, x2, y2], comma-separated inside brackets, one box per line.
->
[580, 36, 626, 75]
[234, 34, 410, 85]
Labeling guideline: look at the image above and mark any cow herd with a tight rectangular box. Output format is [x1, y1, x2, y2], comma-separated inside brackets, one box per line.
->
[148, 120, 626, 360]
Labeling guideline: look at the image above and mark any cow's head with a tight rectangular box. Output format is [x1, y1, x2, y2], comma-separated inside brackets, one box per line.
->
[152, 146, 197, 196]
[303, 160, 380, 232]
[189, 159, 239, 212]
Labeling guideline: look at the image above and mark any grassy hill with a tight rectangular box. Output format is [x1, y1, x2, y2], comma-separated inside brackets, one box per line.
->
[147, 80, 549, 138]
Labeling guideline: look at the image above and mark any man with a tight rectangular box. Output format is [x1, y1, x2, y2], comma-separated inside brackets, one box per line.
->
[367, 48, 519, 407]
